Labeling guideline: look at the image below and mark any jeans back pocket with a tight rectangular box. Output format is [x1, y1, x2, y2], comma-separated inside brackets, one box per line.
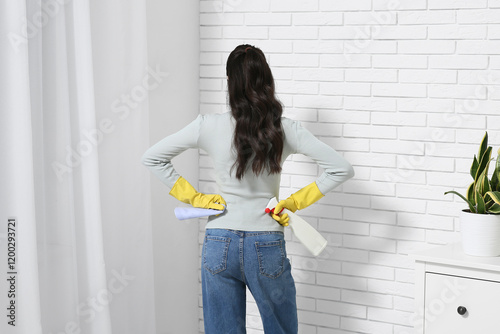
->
[255, 239, 285, 279]
[203, 235, 231, 275]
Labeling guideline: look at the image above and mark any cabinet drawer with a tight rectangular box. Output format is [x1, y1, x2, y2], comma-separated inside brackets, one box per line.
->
[424, 273, 500, 333]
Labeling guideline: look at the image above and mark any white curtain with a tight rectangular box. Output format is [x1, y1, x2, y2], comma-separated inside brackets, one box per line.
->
[0, 1, 156, 333]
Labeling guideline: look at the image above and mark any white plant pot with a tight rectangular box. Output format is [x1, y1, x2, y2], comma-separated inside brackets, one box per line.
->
[460, 210, 500, 257]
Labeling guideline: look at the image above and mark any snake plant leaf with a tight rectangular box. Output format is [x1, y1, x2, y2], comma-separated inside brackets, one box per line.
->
[478, 132, 488, 166]
[466, 182, 476, 205]
[489, 203, 500, 214]
[477, 190, 486, 214]
[444, 190, 476, 213]
[485, 195, 496, 211]
[492, 166, 499, 192]
[492, 155, 500, 192]
[475, 169, 490, 197]
[482, 172, 491, 194]
[475, 146, 492, 184]
[470, 154, 479, 180]
[476, 172, 483, 194]
[485, 191, 500, 205]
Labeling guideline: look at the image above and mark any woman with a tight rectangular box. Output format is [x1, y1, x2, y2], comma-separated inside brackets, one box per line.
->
[142, 44, 354, 333]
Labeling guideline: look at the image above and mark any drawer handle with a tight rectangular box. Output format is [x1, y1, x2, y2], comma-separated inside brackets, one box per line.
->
[457, 306, 467, 315]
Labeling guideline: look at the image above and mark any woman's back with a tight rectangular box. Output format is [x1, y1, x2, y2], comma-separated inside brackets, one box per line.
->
[159, 111, 354, 231]
[199, 111, 289, 231]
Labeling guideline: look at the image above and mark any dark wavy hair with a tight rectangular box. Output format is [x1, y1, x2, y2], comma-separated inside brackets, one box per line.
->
[226, 44, 284, 180]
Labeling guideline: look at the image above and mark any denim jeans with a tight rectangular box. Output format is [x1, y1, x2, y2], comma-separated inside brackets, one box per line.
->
[201, 228, 298, 334]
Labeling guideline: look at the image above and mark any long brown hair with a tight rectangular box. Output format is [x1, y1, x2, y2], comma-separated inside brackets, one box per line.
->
[226, 44, 284, 180]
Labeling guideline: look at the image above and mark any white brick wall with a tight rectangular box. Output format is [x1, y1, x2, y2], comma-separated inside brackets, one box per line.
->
[198, 0, 500, 333]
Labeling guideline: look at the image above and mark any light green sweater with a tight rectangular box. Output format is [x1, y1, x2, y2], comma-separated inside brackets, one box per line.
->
[142, 112, 354, 231]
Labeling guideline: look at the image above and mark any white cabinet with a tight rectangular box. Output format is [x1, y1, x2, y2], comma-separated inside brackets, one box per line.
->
[412, 243, 500, 334]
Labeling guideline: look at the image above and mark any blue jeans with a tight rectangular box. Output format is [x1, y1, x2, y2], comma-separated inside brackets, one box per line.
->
[201, 229, 298, 334]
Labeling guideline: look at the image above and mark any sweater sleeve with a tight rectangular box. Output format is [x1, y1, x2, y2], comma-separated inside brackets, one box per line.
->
[141, 114, 203, 189]
[292, 120, 355, 195]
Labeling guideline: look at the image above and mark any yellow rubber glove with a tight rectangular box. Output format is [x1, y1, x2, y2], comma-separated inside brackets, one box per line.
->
[272, 182, 324, 226]
[270, 210, 290, 227]
[169, 176, 226, 211]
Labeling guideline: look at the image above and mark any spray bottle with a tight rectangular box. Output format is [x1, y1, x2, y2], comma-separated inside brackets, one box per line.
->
[265, 197, 327, 256]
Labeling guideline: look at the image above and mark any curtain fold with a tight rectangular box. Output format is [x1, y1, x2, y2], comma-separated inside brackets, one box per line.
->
[0, 1, 43, 333]
[0, 1, 156, 333]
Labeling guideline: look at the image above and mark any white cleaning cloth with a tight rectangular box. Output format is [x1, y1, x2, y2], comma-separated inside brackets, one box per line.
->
[174, 206, 225, 220]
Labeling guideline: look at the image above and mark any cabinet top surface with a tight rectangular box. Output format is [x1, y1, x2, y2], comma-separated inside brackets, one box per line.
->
[411, 242, 500, 272]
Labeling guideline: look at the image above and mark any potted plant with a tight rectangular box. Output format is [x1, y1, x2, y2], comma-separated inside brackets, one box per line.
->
[445, 132, 500, 256]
